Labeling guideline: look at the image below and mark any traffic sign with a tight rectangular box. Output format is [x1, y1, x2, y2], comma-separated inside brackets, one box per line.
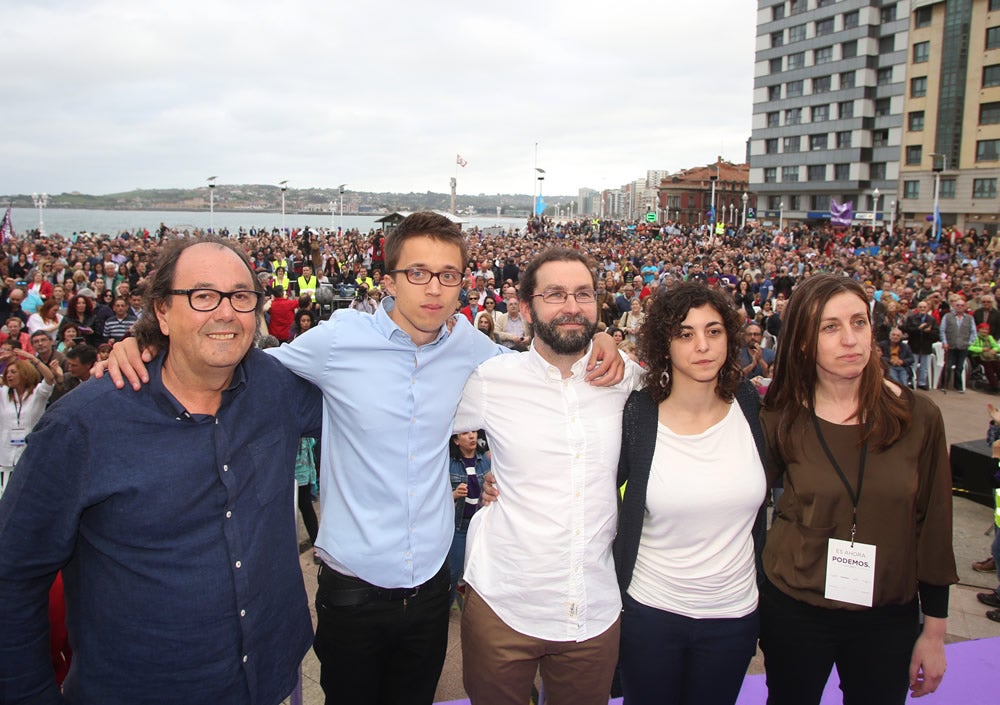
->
[645, 212, 656, 223]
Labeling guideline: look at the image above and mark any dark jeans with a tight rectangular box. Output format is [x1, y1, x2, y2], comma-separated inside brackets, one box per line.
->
[945, 347, 969, 391]
[619, 592, 759, 705]
[296, 483, 318, 545]
[313, 561, 450, 705]
[448, 516, 473, 606]
[758, 580, 920, 705]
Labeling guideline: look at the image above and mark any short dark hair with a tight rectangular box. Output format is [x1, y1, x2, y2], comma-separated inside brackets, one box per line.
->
[518, 248, 596, 301]
[65, 344, 98, 367]
[384, 212, 467, 272]
[132, 236, 262, 352]
[638, 282, 743, 404]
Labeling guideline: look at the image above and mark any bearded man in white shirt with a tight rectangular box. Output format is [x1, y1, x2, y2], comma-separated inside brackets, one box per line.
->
[454, 248, 642, 705]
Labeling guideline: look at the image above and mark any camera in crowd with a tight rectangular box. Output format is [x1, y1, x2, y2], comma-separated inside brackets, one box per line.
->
[355, 285, 368, 301]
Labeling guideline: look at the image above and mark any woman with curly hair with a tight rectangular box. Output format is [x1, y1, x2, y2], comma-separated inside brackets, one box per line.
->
[759, 274, 957, 704]
[614, 282, 767, 705]
[60, 295, 99, 346]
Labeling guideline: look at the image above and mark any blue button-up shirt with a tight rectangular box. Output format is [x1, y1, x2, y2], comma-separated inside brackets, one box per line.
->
[267, 300, 503, 588]
[0, 350, 322, 705]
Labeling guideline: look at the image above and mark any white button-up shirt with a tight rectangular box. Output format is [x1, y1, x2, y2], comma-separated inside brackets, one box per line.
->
[455, 344, 642, 641]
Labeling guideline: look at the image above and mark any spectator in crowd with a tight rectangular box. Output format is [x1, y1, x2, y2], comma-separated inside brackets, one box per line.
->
[618, 297, 644, 344]
[970, 322, 1000, 393]
[26, 298, 63, 340]
[0, 316, 34, 354]
[61, 294, 99, 346]
[494, 291, 530, 351]
[101, 297, 137, 343]
[939, 297, 976, 392]
[448, 431, 489, 608]
[290, 309, 315, 341]
[62, 343, 98, 394]
[265, 285, 298, 342]
[738, 321, 775, 380]
[0, 347, 56, 499]
[904, 300, 939, 390]
[879, 327, 915, 388]
[56, 324, 80, 354]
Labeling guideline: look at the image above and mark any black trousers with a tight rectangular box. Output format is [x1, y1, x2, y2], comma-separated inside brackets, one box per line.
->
[313, 561, 450, 705]
[758, 579, 920, 705]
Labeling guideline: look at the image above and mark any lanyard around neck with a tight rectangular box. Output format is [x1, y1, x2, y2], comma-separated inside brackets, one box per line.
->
[811, 412, 869, 546]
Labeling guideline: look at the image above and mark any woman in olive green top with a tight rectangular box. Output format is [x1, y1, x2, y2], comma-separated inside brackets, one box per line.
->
[760, 274, 957, 705]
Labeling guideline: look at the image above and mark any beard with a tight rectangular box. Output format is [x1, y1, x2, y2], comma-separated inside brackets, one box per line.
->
[530, 307, 598, 356]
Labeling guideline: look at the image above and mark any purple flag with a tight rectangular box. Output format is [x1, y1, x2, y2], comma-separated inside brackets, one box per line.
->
[0, 207, 14, 243]
[830, 199, 853, 227]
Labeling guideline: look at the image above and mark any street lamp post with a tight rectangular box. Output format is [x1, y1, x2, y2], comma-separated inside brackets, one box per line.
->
[207, 176, 217, 233]
[31, 192, 48, 236]
[338, 184, 347, 232]
[535, 169, 545, 218]
[741, 192, 749, 230]
[889, 199, 896, 236]
[329, 201, 335, 231]
[779, 201, 785, 231]
[872, 187, 881, 232]
[930, 153, 945, 241]
[279, 181, 288, 236]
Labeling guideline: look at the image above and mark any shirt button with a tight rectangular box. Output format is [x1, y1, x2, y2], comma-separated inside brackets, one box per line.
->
[240, 609, 246, 617]
[235, 560, 242, 568]
[226, 511, 232, 519]
[223, 464, 229, 472]
[242, 654, 248, 663]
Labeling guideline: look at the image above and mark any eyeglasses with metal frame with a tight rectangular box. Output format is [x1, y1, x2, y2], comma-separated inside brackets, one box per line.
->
[388, 268, 463, 287]
[531, 290, 597, 305]
[168, 288, 262, 313]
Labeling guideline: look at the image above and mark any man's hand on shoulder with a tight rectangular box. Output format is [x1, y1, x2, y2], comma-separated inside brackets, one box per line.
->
[585, 332, 625, 386]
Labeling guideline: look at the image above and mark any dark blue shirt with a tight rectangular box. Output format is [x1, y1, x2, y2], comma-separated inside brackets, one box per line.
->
[0, 349, 322, 705]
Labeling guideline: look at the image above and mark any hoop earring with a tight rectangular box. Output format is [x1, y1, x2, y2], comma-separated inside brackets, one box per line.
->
[660, 369, 670, 388]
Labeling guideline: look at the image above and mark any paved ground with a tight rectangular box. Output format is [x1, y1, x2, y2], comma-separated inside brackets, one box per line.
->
[288, 385, 1000, 704]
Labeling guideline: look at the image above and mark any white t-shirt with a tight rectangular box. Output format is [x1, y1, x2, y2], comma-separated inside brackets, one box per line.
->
[627, 402, 766, 619]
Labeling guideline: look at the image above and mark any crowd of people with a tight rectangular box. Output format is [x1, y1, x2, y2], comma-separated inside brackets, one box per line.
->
[0, 211, 988, 705]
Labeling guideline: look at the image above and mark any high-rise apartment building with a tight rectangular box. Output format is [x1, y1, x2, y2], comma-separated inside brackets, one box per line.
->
[749, 0, 910, 225]
[899, 0, 1000, 234]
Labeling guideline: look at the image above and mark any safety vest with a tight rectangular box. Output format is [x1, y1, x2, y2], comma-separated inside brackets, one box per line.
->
[297, 275, 318, 301]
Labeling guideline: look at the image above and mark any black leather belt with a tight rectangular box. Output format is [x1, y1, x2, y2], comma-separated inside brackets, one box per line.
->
[317, 562, 446, 607]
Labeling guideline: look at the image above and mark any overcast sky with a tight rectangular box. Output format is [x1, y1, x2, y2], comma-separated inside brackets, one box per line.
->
[3, 0, 757, 198]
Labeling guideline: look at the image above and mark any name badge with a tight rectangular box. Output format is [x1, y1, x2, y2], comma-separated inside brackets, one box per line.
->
[9, 429, 27, 448]
[824, 538, 876, 607]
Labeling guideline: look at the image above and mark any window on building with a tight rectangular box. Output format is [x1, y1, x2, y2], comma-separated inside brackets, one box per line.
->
[815, 46, 834, 64]
[973, 178, 998, 199]
[987, 27, 1000, 50]
[873, 129, 889, 147]
[877, 67, 893, 85]
[875, 98, 892, 117]
[782, 166, 800, 182]
[767, 111, 780, 128]
[816, 17, 835, 36]
[837, 131, 852, 148]
[789, 195, 801, 210]
[915, 6, 932, 28]
[985, 65, 1000, 88]
[906, 145, 923, 165]
[811, 104, 829, 122]
[871, 162, 887, 180]
[768, 196, 783, 210]
[903, 181, 920, 199]
[789, 0, 803, 14]
[773, 3, 785, 21]
[817, 0, 834, 6]
[808, 165, 827, 181]
[992, 0, 1000, 10]
[840, 70, 856, 88]
[879, 36, 896, 54]
[787, 80, 804, 97]
[787, 52, 805, 70]
[812, 195, 832, 210]
[913, 41, 930, 63]
[834, 163, 850, 180]
[783, 136, 802, 152]
[789, 24, 807, 42]
[770, 57, 783, 74]
[978, 139, 1000, 162]
[844, 10, 859, 28]
[981, 102, 1000, 125]
[940, 179, 957, 199]
[880, 4, 897, 23]
[813, 75, 831, 93]
[910, 76, 927, 97]
[771, 30, 784, 48]
[769, 84, 782, 101]
[786, 107, 803, 125]
[908, 111, 925, 131]
[838, 100, 854, 118]
[842, 40, 858, 58]
[764, 167, 777, 184]
[765, 138, 779, 154]
[810, 134, 829, 150]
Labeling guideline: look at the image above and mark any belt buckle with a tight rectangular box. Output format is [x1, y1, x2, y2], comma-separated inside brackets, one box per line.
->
[404, 585, 421, 599]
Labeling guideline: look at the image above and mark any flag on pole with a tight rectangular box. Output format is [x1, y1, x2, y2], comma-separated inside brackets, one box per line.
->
[0, 207, 14, 243]
[934, 205, 942, 241]
[830, 199, 853, 227]
[707, 206, 716, 227]
[535, 197, 546, 216]
[456, 154, 467, 167]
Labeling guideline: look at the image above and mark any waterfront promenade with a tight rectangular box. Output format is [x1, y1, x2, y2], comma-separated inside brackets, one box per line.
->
[284, 385, 1000, 705]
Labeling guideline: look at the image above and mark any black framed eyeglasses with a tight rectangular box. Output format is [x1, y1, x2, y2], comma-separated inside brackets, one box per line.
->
[168, 288, 261, 313]
[388, 268, 463, 287]
[531, 290, 597, 305]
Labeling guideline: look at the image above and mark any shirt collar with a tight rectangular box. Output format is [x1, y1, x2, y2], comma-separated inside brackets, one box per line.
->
[375, 296, 448, 347]
[527, 341, 594, 382]
[148, 349, 249, 419]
